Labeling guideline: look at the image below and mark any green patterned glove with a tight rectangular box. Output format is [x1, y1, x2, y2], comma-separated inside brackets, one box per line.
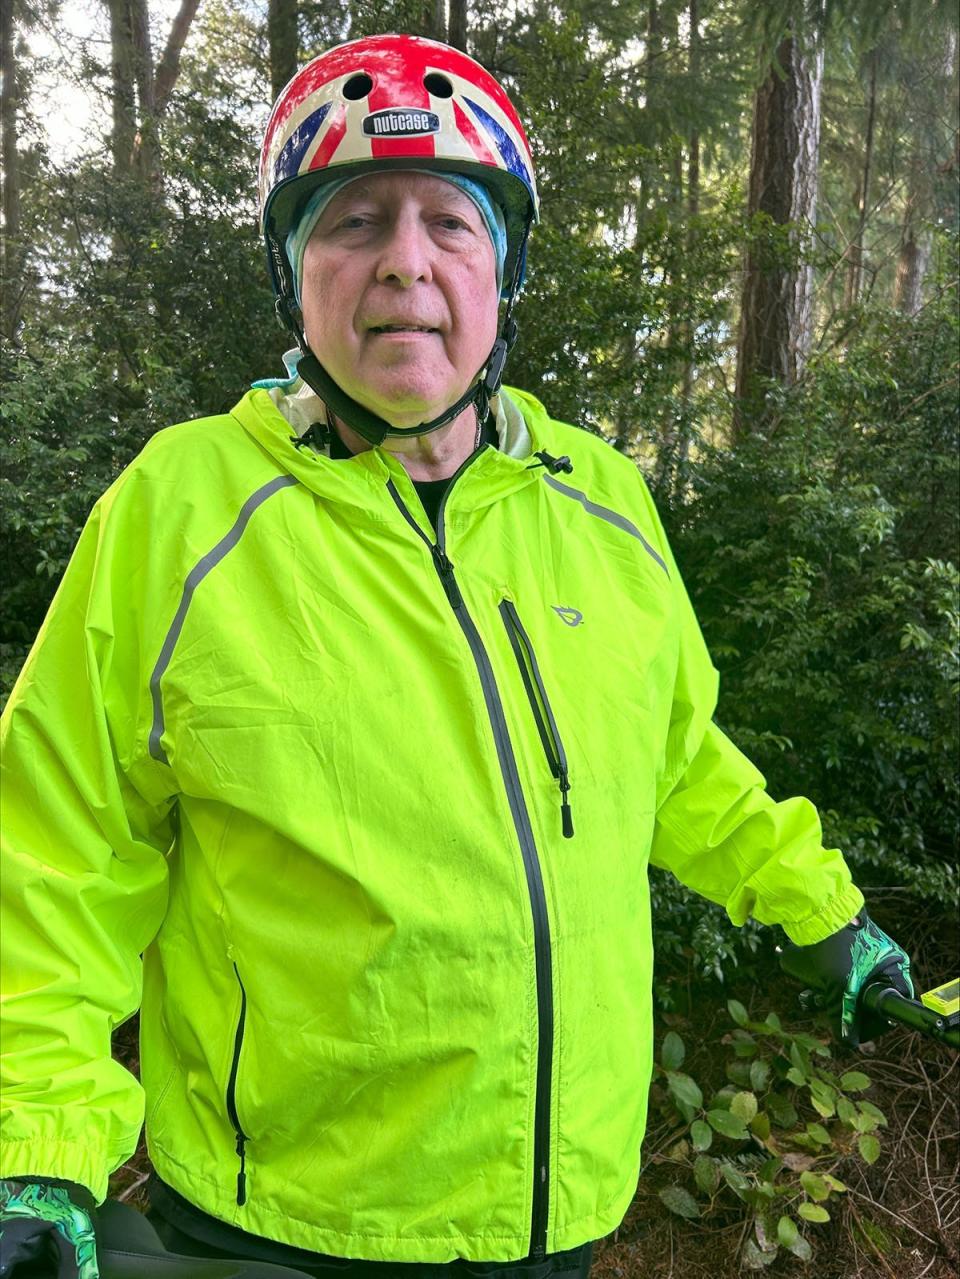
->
[778, 908, 914, 1049]
[0, 1179, 99, 1279]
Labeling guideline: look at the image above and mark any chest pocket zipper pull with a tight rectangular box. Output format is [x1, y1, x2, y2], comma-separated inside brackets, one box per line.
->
[559, 767, 574, 839]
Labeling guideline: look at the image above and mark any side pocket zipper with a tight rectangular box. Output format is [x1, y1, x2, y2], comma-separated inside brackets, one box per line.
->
[498, 599, 574, 838]
[226, 962, 251, 1206]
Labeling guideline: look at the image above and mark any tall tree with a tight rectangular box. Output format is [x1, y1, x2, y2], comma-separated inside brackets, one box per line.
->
[1, 0, 24, 343]
[448, 0, 466, 52]
[735, 23, 823, 434]
[108, 0, 137, 177]
[268, 0, 298, 100]
[107, 0, 201, 178]
[841, 45, 878, 307]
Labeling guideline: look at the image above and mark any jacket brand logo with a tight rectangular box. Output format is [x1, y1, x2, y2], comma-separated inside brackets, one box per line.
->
[552, 606, 583, 627]
[362, 109, 440, 137]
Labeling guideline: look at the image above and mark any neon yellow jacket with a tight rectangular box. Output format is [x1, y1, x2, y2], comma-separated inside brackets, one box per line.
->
[0, 384, 863, 1263]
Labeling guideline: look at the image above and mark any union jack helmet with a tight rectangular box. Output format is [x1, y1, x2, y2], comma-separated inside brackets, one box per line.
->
[259, 34, 540, 302]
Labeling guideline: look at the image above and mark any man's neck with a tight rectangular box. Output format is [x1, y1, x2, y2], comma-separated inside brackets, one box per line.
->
[331, 403, 482, 482]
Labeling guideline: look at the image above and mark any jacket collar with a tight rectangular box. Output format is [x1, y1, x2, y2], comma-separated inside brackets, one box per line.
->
[234, 362, 558, 515]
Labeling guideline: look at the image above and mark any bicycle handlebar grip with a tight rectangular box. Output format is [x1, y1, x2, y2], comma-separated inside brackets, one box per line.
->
[861, 981, 960, 1049]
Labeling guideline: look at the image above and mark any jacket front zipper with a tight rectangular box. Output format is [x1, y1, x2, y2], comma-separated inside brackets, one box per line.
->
[385, 454, 554, 1262]
[498, 599, 574, 839]
[226, 962, 251, 1206]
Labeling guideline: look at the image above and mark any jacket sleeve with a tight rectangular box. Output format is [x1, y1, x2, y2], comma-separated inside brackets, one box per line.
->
[633, 475, 864, 947]
[0, 473, 177, 1204]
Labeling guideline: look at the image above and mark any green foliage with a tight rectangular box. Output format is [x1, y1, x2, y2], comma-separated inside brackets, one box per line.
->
[667, 259, 960, 913]
[653, 1005, 891, 1269]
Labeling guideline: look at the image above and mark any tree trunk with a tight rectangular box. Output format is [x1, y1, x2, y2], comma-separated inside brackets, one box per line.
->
[268, 0, 298, 101]
[637, 0, 662, 219]
[108, 0, 137, 178]
[153, 0, 202, 115]
[431, 0, 447, 42]
[448, 0, 466, 53]
[1, 0, 24, 343]
[678, 0, 700, 468]
[735, 29, 824, 436]
[893, 230, 928, 315]
[129, 0, 158, 179]
[843, 47, 878, 309]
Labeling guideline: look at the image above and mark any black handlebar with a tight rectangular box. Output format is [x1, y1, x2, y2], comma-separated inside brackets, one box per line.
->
[861, 981, 960, 1050]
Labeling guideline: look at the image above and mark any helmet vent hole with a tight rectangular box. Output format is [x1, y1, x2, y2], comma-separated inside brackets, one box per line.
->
[424, 73, 453, 98]
[343, 73, 373, 100]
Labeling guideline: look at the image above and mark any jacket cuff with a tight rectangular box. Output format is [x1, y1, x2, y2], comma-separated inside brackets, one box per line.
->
[0, 1141, 108, 1205]
[778, 883, 865, 947]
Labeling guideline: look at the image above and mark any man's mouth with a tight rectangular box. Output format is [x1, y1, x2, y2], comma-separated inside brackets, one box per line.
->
[367, 324, 439, 334]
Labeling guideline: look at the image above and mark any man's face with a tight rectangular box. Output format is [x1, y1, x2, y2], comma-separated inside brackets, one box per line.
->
[300, 171, 500, 428]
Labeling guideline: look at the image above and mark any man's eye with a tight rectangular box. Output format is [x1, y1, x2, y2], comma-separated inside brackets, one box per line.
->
[338, 214, 372, 229]
[438, 217, 468, 231]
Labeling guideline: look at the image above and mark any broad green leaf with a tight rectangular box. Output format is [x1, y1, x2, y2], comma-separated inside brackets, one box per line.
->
[765, 1012, 782, 1031]
[694, 1154, 721, 1195]
[750, 1059, 771, 1092]
[741, 1239, 773, 1270]
[661, 1031, 686, 1071]
[840, 1070, 871, 1092]
[788, 1234, 813, 1260]
[727, 1060, 753, 1086]
[809, 1078, 837, 1105]
[658, 1185, 701, 1219]
[730, 1091, 758, 1123]
[728, 999, 749, 1027]
[800, 1171, 831, 1201]
[799, 1202, 831, 1223]
[690, 1120, 713, 1152]
[733, 1039, 759, 1058]
[786, 1067, 806, 1086]
[810, 1093, 836, 1119]
[837, 1097, 857, 1125]
[759, 1156, 782, 1182]
[806, 1122, 831, 1145]
[667, 1071, 703, 1110]
[859, 1100, 888, 1126]
[823, 1174, 847, 1193]
[777, 1215, 799, 1247]
[789, 1042, 811, 1075]
[766, 1094, 799, 1128]
[750, 1111, 772, 1141]
[707, 1108, 749, 1140]
[858, 1133, 881, 1165]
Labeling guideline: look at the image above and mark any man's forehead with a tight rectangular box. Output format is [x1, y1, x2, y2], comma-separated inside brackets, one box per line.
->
[328, 173, 476, 207]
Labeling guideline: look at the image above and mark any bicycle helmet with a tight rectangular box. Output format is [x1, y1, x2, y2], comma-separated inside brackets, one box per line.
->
[258, 34, 540, 444]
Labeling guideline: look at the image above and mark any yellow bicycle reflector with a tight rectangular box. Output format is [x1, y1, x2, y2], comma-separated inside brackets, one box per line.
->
[920, 978, 960, 1018]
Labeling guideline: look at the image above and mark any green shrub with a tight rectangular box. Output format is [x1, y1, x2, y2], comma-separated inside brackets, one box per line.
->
[653, 1002, 891, 1268]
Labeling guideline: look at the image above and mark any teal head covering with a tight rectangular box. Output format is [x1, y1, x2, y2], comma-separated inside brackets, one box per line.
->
[285, 171, 508, 306]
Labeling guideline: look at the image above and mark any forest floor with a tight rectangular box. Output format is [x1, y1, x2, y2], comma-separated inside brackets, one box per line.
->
[109, 896, 958, 1279]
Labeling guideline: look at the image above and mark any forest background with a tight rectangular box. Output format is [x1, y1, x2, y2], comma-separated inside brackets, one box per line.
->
[1, 0, 958, 1275]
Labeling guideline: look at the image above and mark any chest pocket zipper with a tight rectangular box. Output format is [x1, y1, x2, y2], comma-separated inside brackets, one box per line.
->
[226, 962, 251, 1206]
[498, 599, 574, 839]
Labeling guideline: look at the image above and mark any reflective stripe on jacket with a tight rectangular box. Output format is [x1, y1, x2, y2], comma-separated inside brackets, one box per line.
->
[0, 385, 863, 1263]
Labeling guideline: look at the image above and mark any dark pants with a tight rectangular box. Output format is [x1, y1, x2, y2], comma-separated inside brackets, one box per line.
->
[95, 1200, 594, 1279]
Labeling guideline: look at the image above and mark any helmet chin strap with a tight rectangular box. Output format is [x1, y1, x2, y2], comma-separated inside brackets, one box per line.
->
[271, 221, 529, 448]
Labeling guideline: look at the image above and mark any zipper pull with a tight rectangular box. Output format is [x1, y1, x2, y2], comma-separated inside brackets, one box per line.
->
[559, 768, 574, 838]
[432, 545, 463, 609]
[235, 1133, 248, 1206]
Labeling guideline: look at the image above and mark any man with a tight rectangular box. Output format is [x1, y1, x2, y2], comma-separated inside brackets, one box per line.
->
[0, 34, 912, 1279]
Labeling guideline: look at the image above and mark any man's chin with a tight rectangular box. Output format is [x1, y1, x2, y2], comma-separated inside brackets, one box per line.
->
[350, 382, 470, 430]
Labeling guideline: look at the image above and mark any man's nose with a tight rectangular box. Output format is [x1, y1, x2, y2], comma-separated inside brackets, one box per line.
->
[375, 212, 433, 287]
